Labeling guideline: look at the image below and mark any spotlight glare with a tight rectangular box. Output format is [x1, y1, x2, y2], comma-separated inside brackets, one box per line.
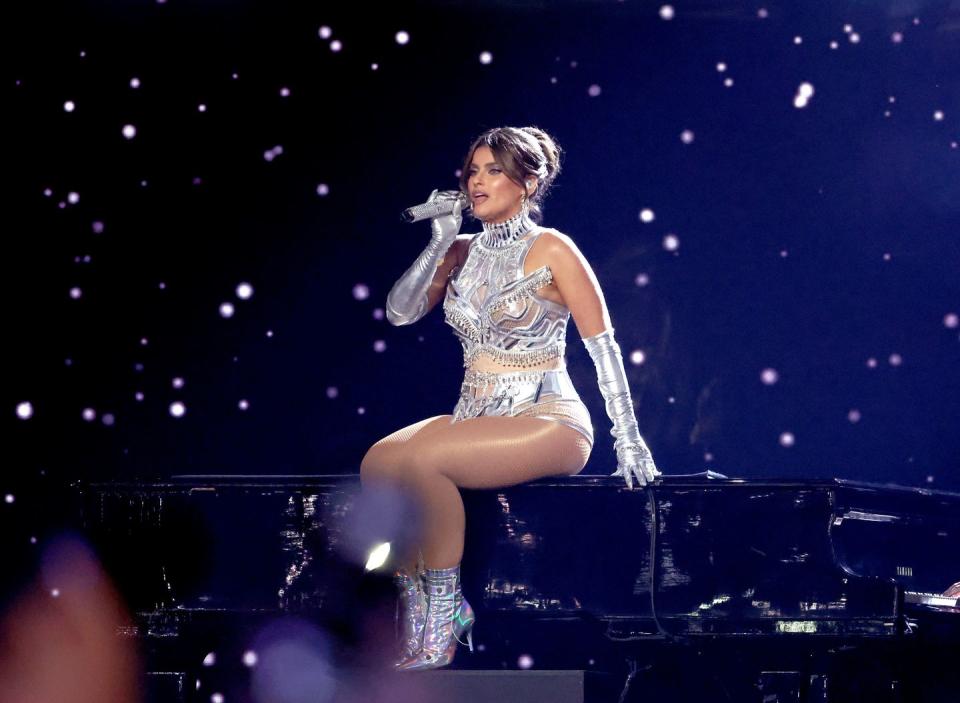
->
[365, 542, 391, 571]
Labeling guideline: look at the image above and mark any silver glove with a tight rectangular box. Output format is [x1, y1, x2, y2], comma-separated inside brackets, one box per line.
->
[385, 190, 463, 326]
[582, 328, 660, 489]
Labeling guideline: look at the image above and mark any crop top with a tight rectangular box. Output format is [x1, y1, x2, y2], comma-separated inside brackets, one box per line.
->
[443, 228, 570, 368]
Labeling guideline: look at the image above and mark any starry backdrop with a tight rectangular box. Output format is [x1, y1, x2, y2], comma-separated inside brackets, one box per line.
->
[6, 0, 960, 506]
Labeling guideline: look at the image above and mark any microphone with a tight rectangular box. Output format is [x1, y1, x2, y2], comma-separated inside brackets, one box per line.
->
[401, 191, 471, 223]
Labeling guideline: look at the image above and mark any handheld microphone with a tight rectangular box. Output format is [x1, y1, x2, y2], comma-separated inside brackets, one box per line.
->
[401, 191, 471, 223]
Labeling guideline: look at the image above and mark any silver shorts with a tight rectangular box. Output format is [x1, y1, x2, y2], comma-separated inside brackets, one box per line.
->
[451, 367, 594, 447]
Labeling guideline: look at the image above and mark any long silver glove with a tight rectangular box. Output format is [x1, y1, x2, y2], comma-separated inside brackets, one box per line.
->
[583, 328, 660, 489]
[385, 190, 463, 326]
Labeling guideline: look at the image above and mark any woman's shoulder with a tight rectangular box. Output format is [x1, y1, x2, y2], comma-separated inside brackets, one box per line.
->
[532, 227, 581, 257]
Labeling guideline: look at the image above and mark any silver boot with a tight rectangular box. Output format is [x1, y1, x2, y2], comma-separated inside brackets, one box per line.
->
[395, 564, 475, 671]
[393, 565, 426, 666]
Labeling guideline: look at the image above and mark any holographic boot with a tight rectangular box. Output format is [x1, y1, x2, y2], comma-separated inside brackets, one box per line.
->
[393, 565, 427, 667]
[395, 564, 475, 671]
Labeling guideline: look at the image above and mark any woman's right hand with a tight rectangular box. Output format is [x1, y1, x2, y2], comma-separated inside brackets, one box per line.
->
[427, 189, 463, 243]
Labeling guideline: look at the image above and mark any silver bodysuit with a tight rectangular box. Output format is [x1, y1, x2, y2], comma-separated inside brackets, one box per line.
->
[442, 214, 594, 447]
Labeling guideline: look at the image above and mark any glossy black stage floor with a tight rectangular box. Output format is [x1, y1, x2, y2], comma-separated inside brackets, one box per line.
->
[74, 474, 959, 703]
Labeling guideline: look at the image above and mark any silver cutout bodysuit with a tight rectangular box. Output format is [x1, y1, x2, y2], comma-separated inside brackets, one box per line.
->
[442, 216, 594, 447]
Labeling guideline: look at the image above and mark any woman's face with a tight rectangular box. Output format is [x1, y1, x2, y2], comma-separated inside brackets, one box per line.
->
[466, 145, 526, 224]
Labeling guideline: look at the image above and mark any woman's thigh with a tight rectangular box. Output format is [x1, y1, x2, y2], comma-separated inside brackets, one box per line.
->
[403, 415, 592, 489]
[360, 415, 453, 482]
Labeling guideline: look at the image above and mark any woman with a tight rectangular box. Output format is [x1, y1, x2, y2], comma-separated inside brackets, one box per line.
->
[360, 126, 659, 671]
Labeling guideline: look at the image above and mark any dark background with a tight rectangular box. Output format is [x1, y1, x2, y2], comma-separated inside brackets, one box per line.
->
[6, 0, 959, 498]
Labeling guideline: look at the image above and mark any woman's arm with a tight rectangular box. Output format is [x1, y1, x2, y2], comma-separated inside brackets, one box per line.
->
[385, 194, 465, 326]
[544, 231, 660, 488]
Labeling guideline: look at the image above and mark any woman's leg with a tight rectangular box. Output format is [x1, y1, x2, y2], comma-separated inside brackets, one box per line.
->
[360, 415, 452, 572]
[399, 416, 592, 569]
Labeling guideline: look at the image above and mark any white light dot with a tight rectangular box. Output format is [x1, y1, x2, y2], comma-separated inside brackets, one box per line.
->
[829, 41, 839, 50]
[662, 233, 680, 251]
[926, 475, 935, 483]
[659, 5, 675, 20]
[30, 536, 37, 544]
[330, 39, 342, 52]
[848, 409, 862, 423]
[236, 282, 254, 300]
[891, 31, 903, 44]
[16, 402, 34, 420]
[634, 273, 650, 287]
[944, 313, 959, 329]
[550, 76, 557, 84]
[352, 283, 370, 301]
[63, 100, 76, 112]
[793, 36, 803, 45]
[629, 349, 646, 365]
[169, 401, 186, 418]
[716, 62, 727, 73]
[883, 252, 892, 261]
[704, 452, 714, 462]
[639, 208, 655, 223]
[357, 407, 366, 415]
[92, 220, 105, 234]
[135, 392, 144, 402]
[888, 353, 903, 366]
[517, 654, 534, 669]
[843, 24, 853, 34]
[82, 408, 96, 422]
[913, 17, 920, 25]
[102, 413, 115, 426]
[43, 188, 53, 197]
[238, 399, 249, 411]
[395, 30, 410, 45]
[211, 693, 223, 703]
[780, 249, 789, 258]
[779, 432, 795, 447]
[373, 340, 387, 353]
[798, 82, 814, 98]
[316, 183, 330, 196]
[849, 32, 860, 44]
[51, 588, 60, 597]
[372, 307, 384, 320]
[724, 77, 734, 87]
[265, 329, 274, 338]
[122, 124, 137, 139]
[279, 87, 290, 97]
[318, 25, 332, 39]
[198, 103, 207, 113]
[172, 377, 185, 390]
[888, 96, 897, 104]
[242, 650, 258, 667]
[371, 63, 378, 71]
[757, 7, 768, 18]
[760, 368, 779, 385]
[866, 357, 878, 368]
[5, 494, 14, 504]
[67, 191, 80, 205]
[587, 84, 602, 97]
[326, 386, 339, 399]
[219, 302, 235, 318]
[130, 77, 141, 89]
[479, 51, 493, 65]
[680, 129, 695, 144]
[933, 110, 944, 122]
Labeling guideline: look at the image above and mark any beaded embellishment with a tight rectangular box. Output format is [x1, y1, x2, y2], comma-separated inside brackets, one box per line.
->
[487, 266, 553, 313]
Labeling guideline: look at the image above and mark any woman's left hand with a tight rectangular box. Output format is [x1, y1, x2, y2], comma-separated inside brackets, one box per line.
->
[612, 441, 660, 489]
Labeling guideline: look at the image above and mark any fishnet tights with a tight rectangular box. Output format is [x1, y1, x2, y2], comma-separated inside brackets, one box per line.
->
[360, 414, 592, 569]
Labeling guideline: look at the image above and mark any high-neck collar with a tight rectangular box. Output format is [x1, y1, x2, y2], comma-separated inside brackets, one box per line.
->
[478, 210, 537, 247]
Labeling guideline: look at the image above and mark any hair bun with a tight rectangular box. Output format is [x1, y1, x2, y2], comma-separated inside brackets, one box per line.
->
[521, 126, 562, 182]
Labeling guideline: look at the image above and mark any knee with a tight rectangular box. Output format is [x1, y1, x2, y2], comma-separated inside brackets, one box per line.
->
[360, 443, 401, 486]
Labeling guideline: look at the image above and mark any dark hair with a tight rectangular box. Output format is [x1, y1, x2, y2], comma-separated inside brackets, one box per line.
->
[458, 126, 562, 223]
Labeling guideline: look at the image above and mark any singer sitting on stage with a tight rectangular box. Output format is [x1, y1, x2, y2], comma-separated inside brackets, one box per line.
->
[360, 126, 660, 671]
